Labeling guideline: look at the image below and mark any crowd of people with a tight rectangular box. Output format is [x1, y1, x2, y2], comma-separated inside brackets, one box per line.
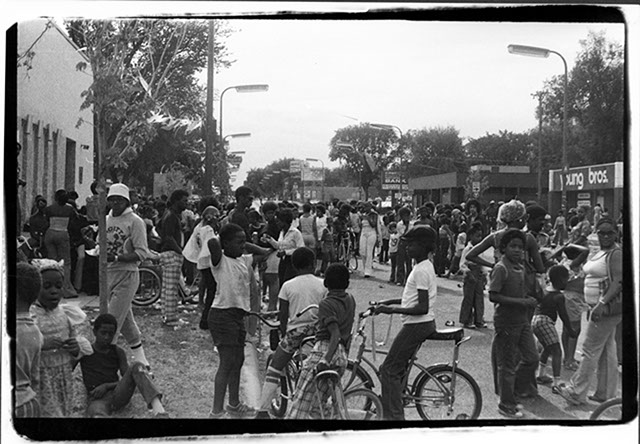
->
[13, 182, 625, 420]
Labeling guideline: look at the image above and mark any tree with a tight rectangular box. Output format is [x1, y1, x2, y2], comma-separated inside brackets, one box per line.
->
[66, 18, 234, 312]
[329, 124, 395, 200]
[540, 31, 624, 166]
[403, 126, 466, 178]
[465, 131, 537, 168]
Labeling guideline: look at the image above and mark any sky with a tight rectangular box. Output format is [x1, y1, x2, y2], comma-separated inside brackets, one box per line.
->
[2, 2, 631, 189]
[209, 18, 624, 184]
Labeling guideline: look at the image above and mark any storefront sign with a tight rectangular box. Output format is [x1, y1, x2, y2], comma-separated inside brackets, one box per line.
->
[577, 193, 591, 199]
[383, 171, 408, 185]
[550, 163, 620, 192]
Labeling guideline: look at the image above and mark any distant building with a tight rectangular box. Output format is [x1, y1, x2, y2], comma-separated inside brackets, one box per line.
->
[408, 164, 548, 208]
[548, 162, 623, 218]
[17, 18, 94, 222]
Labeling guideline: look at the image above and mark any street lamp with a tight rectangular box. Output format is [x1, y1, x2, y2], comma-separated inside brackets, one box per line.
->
[219, 84, 269, 142]
[223, 132, 252, 146]
[369, 123, 404, 205]
[306, 158, 325, 202]
[508, 44, 568, 210]
[218, 84, 268, 196]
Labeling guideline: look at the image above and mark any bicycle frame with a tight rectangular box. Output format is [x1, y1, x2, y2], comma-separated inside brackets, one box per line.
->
[346, 305, 472, 416]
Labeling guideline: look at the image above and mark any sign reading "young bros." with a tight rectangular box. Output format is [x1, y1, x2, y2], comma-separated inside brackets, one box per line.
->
[549, 162, 623, 192]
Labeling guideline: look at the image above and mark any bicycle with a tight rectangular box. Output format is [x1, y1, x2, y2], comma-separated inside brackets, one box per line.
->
[247, 308, 383, 420]
[133, 253, 198, 307]
[342, 302, 482, 420]
[589, 397, 622, 421]
[336, 228, 358, 272]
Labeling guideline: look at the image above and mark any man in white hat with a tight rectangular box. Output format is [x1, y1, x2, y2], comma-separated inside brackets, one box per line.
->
[105, 183, 151, 367]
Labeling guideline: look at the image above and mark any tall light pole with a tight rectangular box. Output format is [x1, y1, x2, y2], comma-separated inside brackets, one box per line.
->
[306, 157, 325, 202]
[534, 91, 544, 203]
[218, 84, 268, 196]
[508, 44, 568, 210]
[369, 123, 404, 204]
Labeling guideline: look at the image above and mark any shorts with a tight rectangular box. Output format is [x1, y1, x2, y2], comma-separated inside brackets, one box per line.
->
[532, 314, 559, 348]
[208, 308, 246, 347]
[280, 324, 316, 354]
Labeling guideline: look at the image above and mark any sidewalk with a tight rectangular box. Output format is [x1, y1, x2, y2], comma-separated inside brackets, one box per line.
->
[64, 294, 101, 310]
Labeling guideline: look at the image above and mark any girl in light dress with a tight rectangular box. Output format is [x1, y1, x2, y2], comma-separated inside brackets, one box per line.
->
[30, 259, 92, 417]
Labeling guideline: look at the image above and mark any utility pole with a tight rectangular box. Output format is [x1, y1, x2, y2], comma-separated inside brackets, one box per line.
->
[204, 20, 216, 195]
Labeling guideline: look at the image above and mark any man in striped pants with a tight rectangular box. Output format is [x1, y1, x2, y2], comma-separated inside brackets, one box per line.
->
[158, 190, 189, 326]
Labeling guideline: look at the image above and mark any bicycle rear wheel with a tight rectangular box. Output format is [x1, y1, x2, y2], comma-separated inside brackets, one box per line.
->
[344, 388, 384, 420]
[134, 268, 162, 306]
[589, 397, 622, 421]
[414, 365, 482, 420]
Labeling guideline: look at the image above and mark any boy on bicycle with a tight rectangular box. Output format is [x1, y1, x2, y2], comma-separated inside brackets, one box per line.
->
[375, 225, 438, 420]
[287, 263, 355, 419]
[256, 247, 326, 419]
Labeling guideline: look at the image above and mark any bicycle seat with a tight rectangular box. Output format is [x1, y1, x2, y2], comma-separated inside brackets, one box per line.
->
[428, 328, 464, 343]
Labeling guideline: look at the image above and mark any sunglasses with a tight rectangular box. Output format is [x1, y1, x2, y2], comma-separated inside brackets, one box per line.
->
[596, 230, 616, 236]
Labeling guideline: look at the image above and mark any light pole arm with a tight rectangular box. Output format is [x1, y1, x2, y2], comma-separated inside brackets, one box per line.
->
[219, 86, 234, 141]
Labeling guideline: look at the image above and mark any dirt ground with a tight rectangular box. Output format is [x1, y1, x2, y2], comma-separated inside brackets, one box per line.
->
[72, 301, 269, 419]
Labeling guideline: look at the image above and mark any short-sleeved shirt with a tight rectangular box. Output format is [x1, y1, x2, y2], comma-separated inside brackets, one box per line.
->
[278, 274, 327, 331]
[315, 290, 355, 347]
[211, 254, 253, 311]
[401, 259, 437, 324]
[278, 227, 304, 256]
[80, 344, 123, 391]
[389, 232, 400, 254]
[489, 257, 528, 326]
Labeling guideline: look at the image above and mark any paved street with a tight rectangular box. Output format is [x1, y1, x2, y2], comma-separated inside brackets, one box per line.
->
[69, 256, 621, 422]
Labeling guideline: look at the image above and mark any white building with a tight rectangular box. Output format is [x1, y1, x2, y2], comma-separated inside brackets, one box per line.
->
[17, 18, 94, 222]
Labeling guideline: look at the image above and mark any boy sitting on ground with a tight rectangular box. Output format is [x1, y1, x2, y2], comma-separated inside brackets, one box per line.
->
[78, 314, 168, 418]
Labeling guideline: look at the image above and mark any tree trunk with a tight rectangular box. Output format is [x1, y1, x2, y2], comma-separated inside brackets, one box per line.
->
[96, 122, 109, 314]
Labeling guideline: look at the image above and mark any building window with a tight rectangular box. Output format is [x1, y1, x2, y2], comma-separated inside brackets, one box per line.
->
[79, 166, 83, 185]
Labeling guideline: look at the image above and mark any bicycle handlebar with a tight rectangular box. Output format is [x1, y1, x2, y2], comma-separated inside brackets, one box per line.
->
[246, 311, 280, 329]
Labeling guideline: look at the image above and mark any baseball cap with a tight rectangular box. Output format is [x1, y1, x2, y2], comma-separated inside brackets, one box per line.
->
[401, 225, 436, 244]
[107, 183, 130, 202]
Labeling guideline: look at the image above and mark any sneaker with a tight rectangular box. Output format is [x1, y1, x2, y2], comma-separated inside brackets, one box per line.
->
[564, 361, 579, 371]
[588, 394, 607, 403]
[558, 385, 584, 406]
[463, 323, 476, 329]
[396, 282, 403, 287]
[209, 410, 228, 419]
[498, 405, 524, 419]
[536, 375, 553, 385]
[226, 402, 256, 418]
[475, 322, 488, 329]
[551, 385, 562, 395]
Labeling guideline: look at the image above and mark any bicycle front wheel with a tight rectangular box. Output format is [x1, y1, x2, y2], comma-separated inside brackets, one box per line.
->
[344, 388, 384, 420]
[414, 365, 482, 420]
[348, 251, 359, 271]
[589, 397, 622, 421]
[342, 360, 375, 392]
[134, 268, 162, 306]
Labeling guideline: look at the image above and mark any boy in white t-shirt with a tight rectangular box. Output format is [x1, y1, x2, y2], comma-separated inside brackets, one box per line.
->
[374, 225, 438, 420]
[256, 247, 327, 418]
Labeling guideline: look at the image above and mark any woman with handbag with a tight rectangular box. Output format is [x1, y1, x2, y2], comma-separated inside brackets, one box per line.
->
[558, 217, 622, 405]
